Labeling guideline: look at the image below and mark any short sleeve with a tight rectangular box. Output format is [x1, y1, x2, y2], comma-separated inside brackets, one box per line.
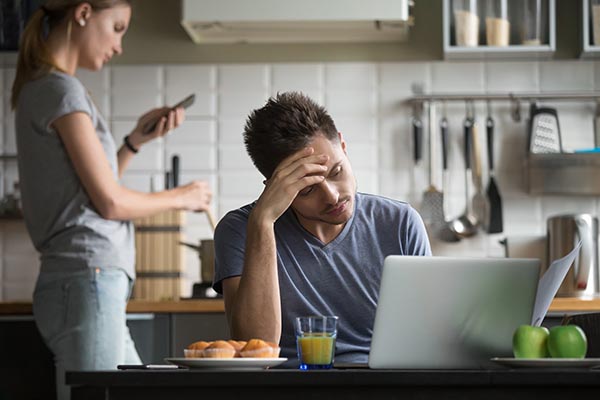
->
[402, 206, 432, 256]
[38, 73, 94, 134]
[212, 208, 250, 293]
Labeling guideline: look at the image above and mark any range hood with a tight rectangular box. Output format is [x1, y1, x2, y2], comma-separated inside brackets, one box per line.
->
[180, 0, 414, 44]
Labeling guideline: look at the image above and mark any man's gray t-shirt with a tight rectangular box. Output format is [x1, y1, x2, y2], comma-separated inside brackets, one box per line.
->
[213, 192, 431, 363]
[15, 71, 134, 277]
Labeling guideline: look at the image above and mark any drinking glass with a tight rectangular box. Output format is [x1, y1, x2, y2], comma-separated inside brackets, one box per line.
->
[453, 0, 479, 46]
[295, 316, 338, 370]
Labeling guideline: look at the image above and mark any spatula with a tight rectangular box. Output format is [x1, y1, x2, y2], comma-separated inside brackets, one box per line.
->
[420, 103, 445, 231]
[486, 116, 503, 233]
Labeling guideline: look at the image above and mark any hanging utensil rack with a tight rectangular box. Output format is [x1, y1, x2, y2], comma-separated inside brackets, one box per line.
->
[407, 92, 600, 122]
[407, 91, 600, 196]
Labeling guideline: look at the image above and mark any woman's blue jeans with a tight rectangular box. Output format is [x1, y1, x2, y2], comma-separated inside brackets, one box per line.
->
[33, 267, 141, 400]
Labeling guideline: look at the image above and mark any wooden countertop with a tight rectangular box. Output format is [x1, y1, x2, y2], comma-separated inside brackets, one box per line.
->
[1, 297, 599, 316]
[0, 299, 225, 315]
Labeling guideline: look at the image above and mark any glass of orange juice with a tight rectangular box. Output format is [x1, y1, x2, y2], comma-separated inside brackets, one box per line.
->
[295, 316, 338, 370]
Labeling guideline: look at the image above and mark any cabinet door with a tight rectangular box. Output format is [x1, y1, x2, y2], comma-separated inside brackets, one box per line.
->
[127, 313, 170, 364]
[0, 317, 56, 400]
[170, 313, 228, 357]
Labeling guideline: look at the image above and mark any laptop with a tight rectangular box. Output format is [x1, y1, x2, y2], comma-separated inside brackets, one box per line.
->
[368, 256, 540, 369]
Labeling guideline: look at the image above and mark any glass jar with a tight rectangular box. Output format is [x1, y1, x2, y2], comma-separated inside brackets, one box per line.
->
[453, 0, 479, 47]
[485, 0, 510, 46]
[521, 0, 544, 45]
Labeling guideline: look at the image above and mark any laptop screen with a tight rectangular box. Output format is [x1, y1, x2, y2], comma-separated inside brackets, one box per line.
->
[368, 256, 540, 369]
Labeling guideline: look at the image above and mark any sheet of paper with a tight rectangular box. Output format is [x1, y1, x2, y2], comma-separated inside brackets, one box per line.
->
[531, 240, 582, 326]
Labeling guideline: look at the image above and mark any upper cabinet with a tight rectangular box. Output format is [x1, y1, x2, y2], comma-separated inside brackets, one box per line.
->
[443, 0, 556, 59]
[581, 0, 600, 58]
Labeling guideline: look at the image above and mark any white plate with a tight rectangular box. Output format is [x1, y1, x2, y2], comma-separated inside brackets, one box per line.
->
[165, 357, 287, 369]
[491, 357, 600, 368]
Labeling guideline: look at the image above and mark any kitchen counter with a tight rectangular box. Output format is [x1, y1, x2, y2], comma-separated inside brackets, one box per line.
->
[0, 299, 225, 315]
[2, 297, 600, 315]
[67, 368, 600, 400]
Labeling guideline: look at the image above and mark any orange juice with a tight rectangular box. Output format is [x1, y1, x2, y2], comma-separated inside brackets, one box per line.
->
[297, 334, 335, 366]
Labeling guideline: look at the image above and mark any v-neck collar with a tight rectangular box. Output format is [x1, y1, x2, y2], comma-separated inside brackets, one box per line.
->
[281, 194, 359, 251]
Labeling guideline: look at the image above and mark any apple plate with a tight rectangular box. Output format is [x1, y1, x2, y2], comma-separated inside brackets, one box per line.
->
[165, 357, 287, 369]
[491, 357, 600, 368]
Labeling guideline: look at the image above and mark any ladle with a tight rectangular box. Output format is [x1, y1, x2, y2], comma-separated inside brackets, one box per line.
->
[450, 102, 478, 238]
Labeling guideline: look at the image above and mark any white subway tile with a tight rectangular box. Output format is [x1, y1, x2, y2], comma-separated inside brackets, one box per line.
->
[272, 64, 323, 92]
[539, 61, 594, 92]
[218, 65, 269, 91]
[219, 118, 247, 144]
[3, 164, 19, 198]
[165, 65, 216, 91]
[347, 143, 377, 170]
[325, 90, 377, 117]
[485, 61, 539, 93]
[76, 68, 110, 117]
[431, 62, 485, 93]
[165, 120, 216, 146]
[3, 254, 39, 282]
[3, 281, 35, 301]
[111, 66, 163, 117]
[166, 145, 216, 171]
[4, 113, 16, 153]
[219, 145, 255, 171]
[544, 101, 595, 151]
[336, 117, 377, 144]
[379, 62, 431, 95]
[219, 171, 264, 198]
[502, 194, 543, 235]
[354, 170, 378, 194]
[325, 63, 377, 90]
[120, 172, 155, 192]
[3, 223, 36, 255]
[219, 91, 269, 117]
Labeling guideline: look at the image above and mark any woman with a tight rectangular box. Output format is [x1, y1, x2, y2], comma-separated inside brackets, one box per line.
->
[10, 1, 212, 399]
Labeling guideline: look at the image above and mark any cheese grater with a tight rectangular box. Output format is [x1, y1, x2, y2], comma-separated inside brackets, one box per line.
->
[528, 105, 562, 154]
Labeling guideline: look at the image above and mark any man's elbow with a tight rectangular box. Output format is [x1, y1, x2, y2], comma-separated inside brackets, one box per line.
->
[95, 196, 123, 220]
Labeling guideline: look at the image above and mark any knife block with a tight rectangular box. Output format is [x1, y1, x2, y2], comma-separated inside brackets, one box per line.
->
[132, 210, 186, 301]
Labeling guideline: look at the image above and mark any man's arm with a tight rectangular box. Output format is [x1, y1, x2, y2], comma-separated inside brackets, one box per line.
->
[222, 148, 328, 343]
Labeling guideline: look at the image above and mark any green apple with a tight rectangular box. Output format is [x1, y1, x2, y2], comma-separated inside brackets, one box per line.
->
[512, 325, 550, 359]
[547, 325, 587, 359]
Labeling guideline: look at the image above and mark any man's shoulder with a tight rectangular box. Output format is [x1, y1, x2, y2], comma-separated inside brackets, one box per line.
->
[217, 202, 256, 228]
[356, 192, 414, 214]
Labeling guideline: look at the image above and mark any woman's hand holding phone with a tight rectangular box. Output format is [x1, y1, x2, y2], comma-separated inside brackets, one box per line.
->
[127, 94, 195, 148]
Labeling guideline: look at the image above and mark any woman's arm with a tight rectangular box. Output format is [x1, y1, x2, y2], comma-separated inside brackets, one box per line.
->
[53, 111, 211, 220]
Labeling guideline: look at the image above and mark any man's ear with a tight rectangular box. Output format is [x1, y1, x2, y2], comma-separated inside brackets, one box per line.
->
[338, 132, 347, 154]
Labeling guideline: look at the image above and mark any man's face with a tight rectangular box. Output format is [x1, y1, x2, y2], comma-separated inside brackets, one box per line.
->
[290, 133, 356, 229]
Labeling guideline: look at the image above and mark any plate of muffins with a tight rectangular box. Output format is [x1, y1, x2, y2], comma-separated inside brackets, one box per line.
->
[165, 338, 287, 369]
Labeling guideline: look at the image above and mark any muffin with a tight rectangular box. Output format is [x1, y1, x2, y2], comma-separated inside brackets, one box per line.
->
[227, 340, 247, 357]
[240, 339, 280, 358]
[184, 340, 212, 358]
[203, 340, 236, 358]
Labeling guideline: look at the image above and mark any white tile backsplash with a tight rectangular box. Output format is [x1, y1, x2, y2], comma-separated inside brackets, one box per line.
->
[218, 65, 269, 91]
[325, 63, 377, 90]
[3, 59, 600, 300]
[540, 61, 595, 92]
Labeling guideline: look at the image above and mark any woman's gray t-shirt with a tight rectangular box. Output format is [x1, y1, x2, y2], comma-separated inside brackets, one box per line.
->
[15, 71, 134, 277]
[213, 192, 431, 363]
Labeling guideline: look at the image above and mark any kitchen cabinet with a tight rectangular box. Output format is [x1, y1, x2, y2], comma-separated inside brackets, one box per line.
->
[581, 0, 600, 57]
[0, 311, 227, 400]
[443, 0, 556, 59]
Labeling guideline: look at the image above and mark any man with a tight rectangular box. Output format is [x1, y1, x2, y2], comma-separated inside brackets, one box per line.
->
[213, 92, 431, 363]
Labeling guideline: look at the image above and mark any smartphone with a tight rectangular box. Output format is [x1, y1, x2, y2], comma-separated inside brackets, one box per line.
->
[142, 93, 196, 135]
[117, 364, 183, 370]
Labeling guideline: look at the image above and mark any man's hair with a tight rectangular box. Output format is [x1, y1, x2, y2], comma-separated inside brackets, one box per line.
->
[243, 92, 338, 178]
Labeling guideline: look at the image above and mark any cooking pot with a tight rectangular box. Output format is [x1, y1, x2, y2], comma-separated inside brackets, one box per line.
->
[180, 239, 215, 283]
[546, 214, 599, 298]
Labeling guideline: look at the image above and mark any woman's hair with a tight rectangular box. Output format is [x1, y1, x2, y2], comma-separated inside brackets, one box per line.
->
[243, 92, 339, 179]
[10, 0, 131, 109]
